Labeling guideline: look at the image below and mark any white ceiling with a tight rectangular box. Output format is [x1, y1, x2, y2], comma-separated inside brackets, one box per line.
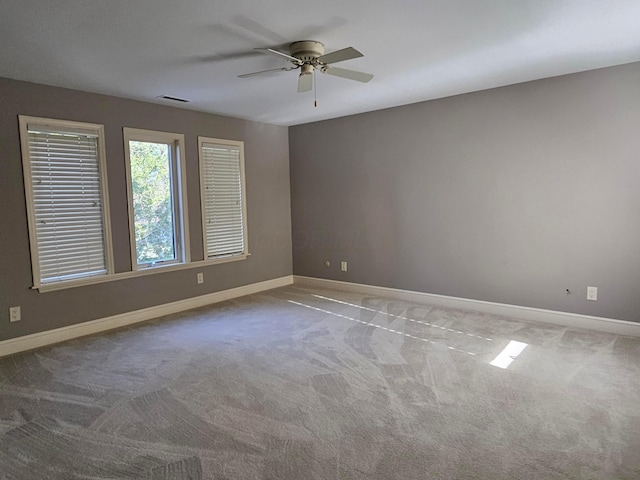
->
[1, 1, 639, 126]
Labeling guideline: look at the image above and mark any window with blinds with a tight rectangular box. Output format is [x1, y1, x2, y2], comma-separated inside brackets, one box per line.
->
[198, 138, 248, 260]
[19, 116, 112, 286]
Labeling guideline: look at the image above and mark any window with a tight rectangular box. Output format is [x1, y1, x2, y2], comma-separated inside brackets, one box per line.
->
[123, 128, 189, 269]
[198, 137, 248, 261]
[19, 116, 113, 287]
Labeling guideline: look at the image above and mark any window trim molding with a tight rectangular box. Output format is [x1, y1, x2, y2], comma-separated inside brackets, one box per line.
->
[32, 254, 251, 292]
[18, 115, 114, 289]
[198, 136, 249, 264]
[123, 127, 191, 271]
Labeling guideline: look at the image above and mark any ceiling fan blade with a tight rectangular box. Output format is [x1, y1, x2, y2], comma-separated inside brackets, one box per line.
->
[238, 67, 294, 78]
[255, 48, 302, 64]
[317, 47, 363, 65]
[297, 73, 313, 93]
[323, 66, 374, 83]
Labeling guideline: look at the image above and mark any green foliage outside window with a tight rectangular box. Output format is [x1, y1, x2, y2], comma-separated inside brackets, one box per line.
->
[129, 141, 176, 264]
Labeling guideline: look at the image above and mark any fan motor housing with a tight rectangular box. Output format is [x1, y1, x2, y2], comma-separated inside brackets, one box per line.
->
[289, 41, 325, 63]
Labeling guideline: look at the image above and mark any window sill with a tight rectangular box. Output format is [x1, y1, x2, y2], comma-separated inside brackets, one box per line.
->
[202, 253, 249, 265]
[33, 253, 250, 293]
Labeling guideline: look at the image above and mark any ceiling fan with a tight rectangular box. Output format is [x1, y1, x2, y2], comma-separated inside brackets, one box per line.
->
[238, 41, 374, 93]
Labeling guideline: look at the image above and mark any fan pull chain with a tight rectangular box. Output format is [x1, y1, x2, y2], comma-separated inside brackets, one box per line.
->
[314, 69, 317, 107]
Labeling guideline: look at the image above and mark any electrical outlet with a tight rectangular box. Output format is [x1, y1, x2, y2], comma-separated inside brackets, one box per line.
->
[341, 261, 348, 272]
[197, 272, 204, 284]
[587, 286, 598, 301]
[9, 306, 21, 322]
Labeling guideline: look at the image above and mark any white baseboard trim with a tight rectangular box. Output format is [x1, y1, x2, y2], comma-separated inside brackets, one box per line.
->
[0, 275, 294, 358]
[293, 276, 640, 337]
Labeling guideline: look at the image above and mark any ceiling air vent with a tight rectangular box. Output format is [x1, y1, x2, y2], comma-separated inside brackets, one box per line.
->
[156, 95, 190, 103]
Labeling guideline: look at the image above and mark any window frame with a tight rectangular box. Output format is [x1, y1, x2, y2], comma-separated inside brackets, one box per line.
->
[123, 127, 190, 271]
[18, 115, 114, 289]
[198, 136, 249, 264]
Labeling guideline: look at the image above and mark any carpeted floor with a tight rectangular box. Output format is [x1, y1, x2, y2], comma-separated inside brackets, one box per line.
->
[1, 285, 639, 479]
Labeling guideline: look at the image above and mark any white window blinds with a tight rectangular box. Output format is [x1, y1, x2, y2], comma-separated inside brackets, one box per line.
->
[23, 121, 109, 284]
[199, 140, 247, 259]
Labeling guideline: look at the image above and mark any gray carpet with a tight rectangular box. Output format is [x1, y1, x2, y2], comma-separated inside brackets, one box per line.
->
[1, 285, 639, 479]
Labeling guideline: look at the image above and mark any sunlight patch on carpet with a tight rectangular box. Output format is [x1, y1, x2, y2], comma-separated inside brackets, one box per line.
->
[490, 340, 528, 369]
[288, 300, 477, 356]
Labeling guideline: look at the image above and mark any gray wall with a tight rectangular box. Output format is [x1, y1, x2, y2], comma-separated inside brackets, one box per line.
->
[0, 77, 292, 341]
[290, 62, 640, 322]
